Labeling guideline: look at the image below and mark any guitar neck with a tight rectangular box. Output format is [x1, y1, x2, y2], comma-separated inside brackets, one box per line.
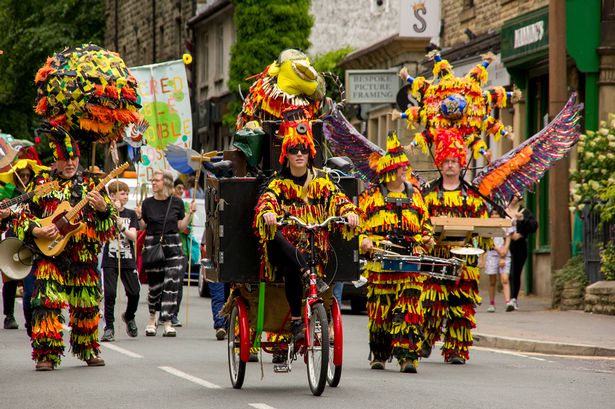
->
[65, 166, 126, 219]
[0, 191, 35, 210]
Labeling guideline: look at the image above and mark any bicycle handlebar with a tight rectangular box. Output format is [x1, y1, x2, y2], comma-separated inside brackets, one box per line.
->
[276, 214, 347, 230]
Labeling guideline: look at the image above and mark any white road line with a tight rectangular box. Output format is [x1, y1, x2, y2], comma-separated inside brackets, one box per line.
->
[475, 346, 553, 362]
[158, 366, 222, 389]
[100, 343, 143, 358]
[249, 404, 277, 409]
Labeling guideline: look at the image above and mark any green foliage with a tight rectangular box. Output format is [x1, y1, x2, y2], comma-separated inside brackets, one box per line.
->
[600, 242, 615, 281]
[312, 46, 353, 105]
[551, 255, 587, 308]
[225, 0, 313, 129]
[0, 0, 104, 148]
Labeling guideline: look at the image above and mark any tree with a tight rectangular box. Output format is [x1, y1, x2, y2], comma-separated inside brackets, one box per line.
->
[225, 0, 313, 129]
[0, 0, 104, 158]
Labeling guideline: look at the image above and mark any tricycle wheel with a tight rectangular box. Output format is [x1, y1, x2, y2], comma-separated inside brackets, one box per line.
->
[228, 302, 246, 389]
[327, 297, 343, 387]
[306, 303, 329, 396]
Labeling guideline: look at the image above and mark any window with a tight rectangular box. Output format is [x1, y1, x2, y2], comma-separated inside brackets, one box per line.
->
[199, 31, 209, 86]
[463, 0, 475, 8]
[216, 25, 224, 79]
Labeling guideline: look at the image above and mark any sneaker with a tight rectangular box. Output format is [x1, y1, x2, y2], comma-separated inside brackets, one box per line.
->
[290, 319, 305, 342]
[400, 359, 418, 373]
[85, 356, 106, 367]
[272, 351, 286, 364]
[370, 360, 385, 370]
[4, 316, 18, 330]
[171, 316, 182, 327]
[122, 313, 138, 338]
[100, 327, 115, 342]
[487, 304, 496, 313]
[215, 327, 227, 341]
[512, 298, 519, 310]
[446, 354, 466, 365]
[145, 324, 157, 337]
[505, 301, 515, 312]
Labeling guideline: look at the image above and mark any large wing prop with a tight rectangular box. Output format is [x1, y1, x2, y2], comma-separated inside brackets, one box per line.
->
[473, 92, 583, 206]
[322, 104, 384, 184]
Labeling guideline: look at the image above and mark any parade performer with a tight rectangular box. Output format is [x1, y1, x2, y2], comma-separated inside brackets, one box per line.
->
[358, 132, 433, 373]
[14, 123, 117, 370]
[420, 137, 491, 364]
[253, 114, 360, 340]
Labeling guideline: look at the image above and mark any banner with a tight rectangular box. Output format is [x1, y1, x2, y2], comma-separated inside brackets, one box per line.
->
[130, 60, 193, 185]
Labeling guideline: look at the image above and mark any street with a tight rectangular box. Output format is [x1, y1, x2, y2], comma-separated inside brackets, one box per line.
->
[1, 285, 614, 409]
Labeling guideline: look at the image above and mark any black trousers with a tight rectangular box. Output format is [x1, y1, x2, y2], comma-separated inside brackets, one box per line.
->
[2, 279, 18, 317]
[102, 266, 141, 328]
[267, 231, 307, 317]
[509, 240, 528, 300]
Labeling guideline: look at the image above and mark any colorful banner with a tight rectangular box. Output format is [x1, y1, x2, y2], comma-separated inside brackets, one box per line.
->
[129, 60, 193, 184]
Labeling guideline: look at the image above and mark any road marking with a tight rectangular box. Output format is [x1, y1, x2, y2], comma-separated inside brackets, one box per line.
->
[474, 346, 554, 362]
[100, 343, 143, 358]
[249, 404, 277, 409]
[158, 366, 222, 389]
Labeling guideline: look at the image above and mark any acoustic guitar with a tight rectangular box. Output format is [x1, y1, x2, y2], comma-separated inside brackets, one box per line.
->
[0, 180, 60, 210]
[34, 163, 129, 257]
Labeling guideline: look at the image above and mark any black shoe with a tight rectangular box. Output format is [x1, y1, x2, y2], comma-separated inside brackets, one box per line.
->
[122, 313, 138, 338]
[420, 344, 432, 359]
[4, 316, 18, 330]
[290, 319, 305, 342]
[100, 327, 115, 342]
[447, 354, 466, 365]
[248, 353, 259, 362]
[272, 352, 286, 364]
[171, 316, 182, 327]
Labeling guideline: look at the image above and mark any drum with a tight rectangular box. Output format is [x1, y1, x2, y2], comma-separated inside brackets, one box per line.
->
[373, 254, 462, 281]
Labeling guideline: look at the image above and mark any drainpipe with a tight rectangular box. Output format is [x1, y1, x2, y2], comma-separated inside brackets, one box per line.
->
[152, 0, 156, 63]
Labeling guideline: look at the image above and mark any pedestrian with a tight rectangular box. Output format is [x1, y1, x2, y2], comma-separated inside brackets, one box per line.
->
[484, 210, 514, 312]
[420, 133, 491, 365]
[507, 194, 537, 310]
[1, 159, 46, 331]
[100, 180, 140, 342]
[136, 170, 195, 337]
[15, 122, 117, 371]
[359, 132, 434, 373]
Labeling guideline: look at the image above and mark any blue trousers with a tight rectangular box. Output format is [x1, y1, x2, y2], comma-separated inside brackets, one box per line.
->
[209, 282, 227, 329]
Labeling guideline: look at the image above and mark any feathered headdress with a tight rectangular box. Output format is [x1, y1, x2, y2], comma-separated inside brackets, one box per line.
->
[433, 128, 467, 168]
[376, 132, 411, 183]
[278, 110, 316, 165]
[36, 121, 80, 160]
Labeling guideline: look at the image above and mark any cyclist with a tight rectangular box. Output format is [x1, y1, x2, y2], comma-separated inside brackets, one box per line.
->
[359, 132, 434, 373]
[254, 112, 361, 341]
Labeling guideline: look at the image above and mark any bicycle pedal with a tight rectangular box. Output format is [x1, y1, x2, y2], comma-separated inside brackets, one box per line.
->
[273, 363, 290, 373]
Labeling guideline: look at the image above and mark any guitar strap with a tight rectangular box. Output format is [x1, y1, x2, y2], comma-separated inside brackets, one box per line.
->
[69, 172, 84, 207]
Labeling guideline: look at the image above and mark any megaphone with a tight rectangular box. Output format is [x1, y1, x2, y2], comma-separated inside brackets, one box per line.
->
[0, 237, 33, 280]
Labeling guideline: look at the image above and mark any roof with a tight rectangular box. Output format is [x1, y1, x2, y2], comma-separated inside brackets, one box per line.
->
[188, 0, 232, 26]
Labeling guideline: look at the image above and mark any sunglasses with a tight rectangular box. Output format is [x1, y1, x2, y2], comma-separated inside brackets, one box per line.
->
[287, 145, 309, 155]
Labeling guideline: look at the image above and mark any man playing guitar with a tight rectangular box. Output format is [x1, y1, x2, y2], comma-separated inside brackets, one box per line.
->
[14, 122, 117, 371]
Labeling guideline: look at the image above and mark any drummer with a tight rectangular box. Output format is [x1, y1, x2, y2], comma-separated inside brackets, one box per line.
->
[254, 112, 361, 342]
[359, 132, 434, 374]
[419, 135, 491, 365]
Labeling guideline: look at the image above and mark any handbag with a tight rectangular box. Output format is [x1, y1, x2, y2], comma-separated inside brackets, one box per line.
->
[141, 198, 173, 269]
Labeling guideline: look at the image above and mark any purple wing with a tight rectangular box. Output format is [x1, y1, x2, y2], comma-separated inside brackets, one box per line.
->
[322, 104, 383, 183]
[473, 92, 583, 206]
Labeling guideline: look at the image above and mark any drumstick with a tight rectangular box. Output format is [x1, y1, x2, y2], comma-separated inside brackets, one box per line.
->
[379, 240, 406, 249]
[372, 247, 401, 256]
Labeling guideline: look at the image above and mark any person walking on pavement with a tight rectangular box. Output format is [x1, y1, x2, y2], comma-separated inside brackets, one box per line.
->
[100, 181, 140, 342]
[359, 132, 434, 373]
[15, 122, 117, 371]
[420, 134, 491, 365]
[484, 210, 515, 313]
[136, 170, 195, 337]
[507, 194, 537, 310]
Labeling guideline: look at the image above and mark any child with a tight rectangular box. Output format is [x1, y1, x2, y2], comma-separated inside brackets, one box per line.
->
[485, 211, 515, 313]
[100, 180, 141, 341]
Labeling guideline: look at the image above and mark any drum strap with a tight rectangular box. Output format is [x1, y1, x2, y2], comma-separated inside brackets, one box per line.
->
[381, 182, 413, 236]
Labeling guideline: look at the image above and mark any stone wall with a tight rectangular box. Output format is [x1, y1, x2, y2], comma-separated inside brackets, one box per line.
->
[104, 0, 199, 67]
[440, 0, 548, 48]
[585, 281, 615, 315]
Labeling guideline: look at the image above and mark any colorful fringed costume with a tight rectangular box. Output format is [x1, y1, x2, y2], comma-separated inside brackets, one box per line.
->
[359, 132, 433, 370]
[420, 181, 491, 362]
[14, 134, 116, 368]
[254, 168, 359, 283]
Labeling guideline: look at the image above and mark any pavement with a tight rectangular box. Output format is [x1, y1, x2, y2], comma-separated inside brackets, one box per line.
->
[473, 294, 615, 357]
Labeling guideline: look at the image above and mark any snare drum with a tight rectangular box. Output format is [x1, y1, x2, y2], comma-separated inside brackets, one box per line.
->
[373, 254, 462, 280]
